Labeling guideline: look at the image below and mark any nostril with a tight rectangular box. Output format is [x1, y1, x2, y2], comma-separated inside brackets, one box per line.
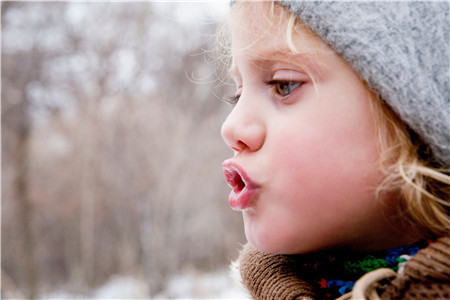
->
[237, 140, 247, 151]
[230, 141, 246, 152]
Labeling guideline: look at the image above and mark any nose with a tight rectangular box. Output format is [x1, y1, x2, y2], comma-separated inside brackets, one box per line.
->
[221, 96, 266, 153]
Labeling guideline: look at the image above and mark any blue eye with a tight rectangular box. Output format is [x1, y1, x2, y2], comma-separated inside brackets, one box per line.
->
[270, 81, 302, 97]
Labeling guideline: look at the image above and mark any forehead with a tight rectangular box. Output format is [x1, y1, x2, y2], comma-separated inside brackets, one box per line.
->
[230, 2, 289, 55]
[229, 2, 330, 72]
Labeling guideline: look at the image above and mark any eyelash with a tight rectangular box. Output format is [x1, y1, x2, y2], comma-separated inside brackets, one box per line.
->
[227, 95, 240, 105]
[226, 80, 303, 105]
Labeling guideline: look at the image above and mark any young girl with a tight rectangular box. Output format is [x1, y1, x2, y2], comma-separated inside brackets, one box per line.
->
[219, 1, 449, 299]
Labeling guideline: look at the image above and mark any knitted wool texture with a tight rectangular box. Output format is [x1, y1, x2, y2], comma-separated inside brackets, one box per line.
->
[381, 236, 450, 300]
[275, 1, 450, 166]
[238, 237, 450, 300]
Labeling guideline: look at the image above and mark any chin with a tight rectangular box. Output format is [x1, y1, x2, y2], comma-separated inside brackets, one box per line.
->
[245, 227, 334, 255]
[248, 239, 308, 255]
[244, 225, 276, 254]
[245, 229, 304, 255]
[243, 214, 331, 255]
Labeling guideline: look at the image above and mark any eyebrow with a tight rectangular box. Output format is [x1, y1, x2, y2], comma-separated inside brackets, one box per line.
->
[260, 49, 320, 68]
[229, 50, 321, 79]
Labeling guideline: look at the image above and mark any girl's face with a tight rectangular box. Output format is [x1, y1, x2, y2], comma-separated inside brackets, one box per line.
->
[221, 3, 410, 254]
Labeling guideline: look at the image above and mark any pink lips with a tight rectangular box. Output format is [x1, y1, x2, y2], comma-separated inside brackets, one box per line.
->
[222, 160, 258, 211]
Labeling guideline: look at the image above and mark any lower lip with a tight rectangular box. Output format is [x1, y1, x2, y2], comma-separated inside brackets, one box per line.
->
[228, 185, 258, 211]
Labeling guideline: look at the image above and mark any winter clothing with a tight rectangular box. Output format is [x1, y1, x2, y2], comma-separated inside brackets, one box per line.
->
[277, 1, 450, 167]
[237, 236, 450, 300]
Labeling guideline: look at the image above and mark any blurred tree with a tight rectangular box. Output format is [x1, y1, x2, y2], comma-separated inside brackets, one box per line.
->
[1, 2, 44, 298]
[2, 2, 242, 298]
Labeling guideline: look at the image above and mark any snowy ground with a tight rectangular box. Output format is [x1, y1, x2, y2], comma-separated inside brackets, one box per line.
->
[153, 268, 249, 299]
[35, 268, 250, 300]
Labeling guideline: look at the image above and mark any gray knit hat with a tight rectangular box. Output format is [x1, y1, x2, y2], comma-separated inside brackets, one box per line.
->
[272, 1, 450, 166]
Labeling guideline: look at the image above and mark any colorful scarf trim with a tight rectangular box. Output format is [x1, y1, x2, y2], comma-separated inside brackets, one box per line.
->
[297, 240, 432, 299]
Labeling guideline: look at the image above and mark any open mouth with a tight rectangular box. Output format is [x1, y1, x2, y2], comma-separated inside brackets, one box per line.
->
[222, 160, 258, 211]
[224, 168, 246, 192]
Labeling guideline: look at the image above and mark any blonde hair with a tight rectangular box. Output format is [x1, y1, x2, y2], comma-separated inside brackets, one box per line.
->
[369, 90, 450, 236]
[216, 1, 450, 236]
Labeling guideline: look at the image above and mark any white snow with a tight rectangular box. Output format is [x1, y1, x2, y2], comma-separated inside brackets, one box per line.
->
[154, 268, 250, 299]
[94, 276, 150, 299]
[38, 269, 249, 300]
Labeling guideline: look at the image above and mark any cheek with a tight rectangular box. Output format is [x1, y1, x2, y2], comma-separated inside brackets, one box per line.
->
[272, 106, 381, 182]
[270, 123, 333, 192]
[268, 114, 383, 216]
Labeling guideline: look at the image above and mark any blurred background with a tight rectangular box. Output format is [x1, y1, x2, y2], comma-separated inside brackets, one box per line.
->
[2, 2, 247, 299]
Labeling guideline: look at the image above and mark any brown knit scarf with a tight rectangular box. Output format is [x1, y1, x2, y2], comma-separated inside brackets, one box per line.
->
[238, 236, 450, 300]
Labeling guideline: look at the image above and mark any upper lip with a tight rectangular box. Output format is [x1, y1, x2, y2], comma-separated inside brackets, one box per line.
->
[222, 159, 257, 191]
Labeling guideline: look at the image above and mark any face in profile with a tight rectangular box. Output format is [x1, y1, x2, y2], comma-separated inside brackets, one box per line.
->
[222, 2, 404, 254]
